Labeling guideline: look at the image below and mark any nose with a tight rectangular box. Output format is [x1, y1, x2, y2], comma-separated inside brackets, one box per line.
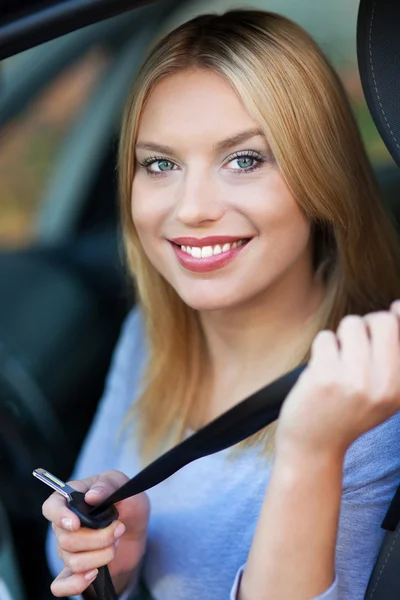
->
[174, 171, 225, 227]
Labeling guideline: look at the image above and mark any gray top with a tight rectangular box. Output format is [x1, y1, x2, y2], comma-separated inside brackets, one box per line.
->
[47, 308, 400, 599]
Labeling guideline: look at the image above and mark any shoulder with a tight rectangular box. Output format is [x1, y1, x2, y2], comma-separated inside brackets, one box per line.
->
[117, 305, 146, 353]
[343, 411, 400, 496]
[69, 306, 148, 466]
[92, 305, 147, 422]
[109, 305, 147, 374]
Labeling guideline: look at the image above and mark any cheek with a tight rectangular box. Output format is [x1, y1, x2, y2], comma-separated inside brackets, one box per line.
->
[130, 178, 168, 237]
[268, 196, 312, 268]
[130, 178, 177, 277]
[235, 171, 309, 242]
[266, 198, 309, 245]
[264, 192, 310, 258]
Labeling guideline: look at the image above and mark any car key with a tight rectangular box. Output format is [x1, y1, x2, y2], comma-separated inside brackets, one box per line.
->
[33, 468, 119, 529]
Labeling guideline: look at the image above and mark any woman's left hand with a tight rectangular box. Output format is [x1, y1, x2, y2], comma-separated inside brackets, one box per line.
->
[276, 301, 400, 460]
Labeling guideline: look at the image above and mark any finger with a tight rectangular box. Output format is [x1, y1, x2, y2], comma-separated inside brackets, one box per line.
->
[302, 330, 340, 394]
[58, 543, 118, 573]
[84, 470, 129, 506]
[364, 311, 400, 401]
[50, 566, 98, 597]
[390, 299, 400, 318]
[390, 300, 400, 339]
[42, 493, 81, 533]
[54, 520, 126, 553]
[336, 315, 371, 391]
[42, 474, 100, 529]
[309, 329, 340, 370]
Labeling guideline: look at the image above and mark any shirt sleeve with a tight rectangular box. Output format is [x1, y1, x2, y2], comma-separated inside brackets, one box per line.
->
[230, 413, 400, 600]
[45, 306, 146, 597]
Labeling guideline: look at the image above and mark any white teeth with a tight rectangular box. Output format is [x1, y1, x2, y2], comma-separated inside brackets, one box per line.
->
[191, 247, 202, 258]
[179, 239, 248, 258]
[201, 246, 213, 258]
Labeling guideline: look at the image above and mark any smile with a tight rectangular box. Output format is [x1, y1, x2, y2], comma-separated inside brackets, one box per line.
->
[181, 239, 247, 258]
[169, 236, 252, 273]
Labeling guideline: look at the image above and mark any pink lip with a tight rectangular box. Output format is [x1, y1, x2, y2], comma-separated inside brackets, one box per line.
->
[170, 239, 250, 273]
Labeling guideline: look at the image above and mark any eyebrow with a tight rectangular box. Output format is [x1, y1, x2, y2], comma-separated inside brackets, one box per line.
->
[135, 128, 265, 154]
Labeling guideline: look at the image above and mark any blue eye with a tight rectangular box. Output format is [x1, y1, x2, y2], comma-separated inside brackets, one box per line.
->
[235, 157, 255, 169]
[138, 157, 177, 175]
[225, 151, 266, 174]
[154, 160, 174, 172]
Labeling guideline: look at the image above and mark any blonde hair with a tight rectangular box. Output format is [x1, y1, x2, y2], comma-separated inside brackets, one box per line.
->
[118, 9, 400, 462]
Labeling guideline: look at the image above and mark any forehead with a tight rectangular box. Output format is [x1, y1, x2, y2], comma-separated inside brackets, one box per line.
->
[136, 69, 258, 148]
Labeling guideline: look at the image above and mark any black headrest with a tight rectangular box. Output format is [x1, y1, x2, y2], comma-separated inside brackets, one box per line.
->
[358, 0, 400, 167]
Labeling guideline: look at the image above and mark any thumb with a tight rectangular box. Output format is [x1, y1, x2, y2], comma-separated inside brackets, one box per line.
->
[84, 470, 129, 506]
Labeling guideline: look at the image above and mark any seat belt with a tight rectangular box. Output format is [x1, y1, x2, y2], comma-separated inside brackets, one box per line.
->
[68, 365, 305, 600]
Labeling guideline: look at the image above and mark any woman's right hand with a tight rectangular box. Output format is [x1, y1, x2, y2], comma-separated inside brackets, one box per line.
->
[42, 470, 150, 598]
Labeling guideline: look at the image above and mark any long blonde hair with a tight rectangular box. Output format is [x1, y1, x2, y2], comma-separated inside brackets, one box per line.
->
[118, 9, 400, 462]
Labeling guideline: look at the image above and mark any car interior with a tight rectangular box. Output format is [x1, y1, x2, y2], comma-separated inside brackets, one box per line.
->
[1, 1, 400, 599]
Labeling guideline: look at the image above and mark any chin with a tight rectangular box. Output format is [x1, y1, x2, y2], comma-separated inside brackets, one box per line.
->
[184, 299, 230, 312]
[176, 287, 245, 313]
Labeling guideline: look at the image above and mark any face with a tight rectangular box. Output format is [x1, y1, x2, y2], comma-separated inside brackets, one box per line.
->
[131, 69, 313, 312]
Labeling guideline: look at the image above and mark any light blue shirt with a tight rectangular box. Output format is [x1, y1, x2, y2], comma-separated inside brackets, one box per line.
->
[47, 308, 400, 599]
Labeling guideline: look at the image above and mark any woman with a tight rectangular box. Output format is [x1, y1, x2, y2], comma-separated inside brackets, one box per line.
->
[43, 9, 400, 600]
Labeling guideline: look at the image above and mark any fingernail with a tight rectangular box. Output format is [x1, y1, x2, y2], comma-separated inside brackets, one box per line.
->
[84, 569, 98, 582]
[61, 518, 73, 531]
[115, 539, 121, 550]
[114, 523, 126, 539]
